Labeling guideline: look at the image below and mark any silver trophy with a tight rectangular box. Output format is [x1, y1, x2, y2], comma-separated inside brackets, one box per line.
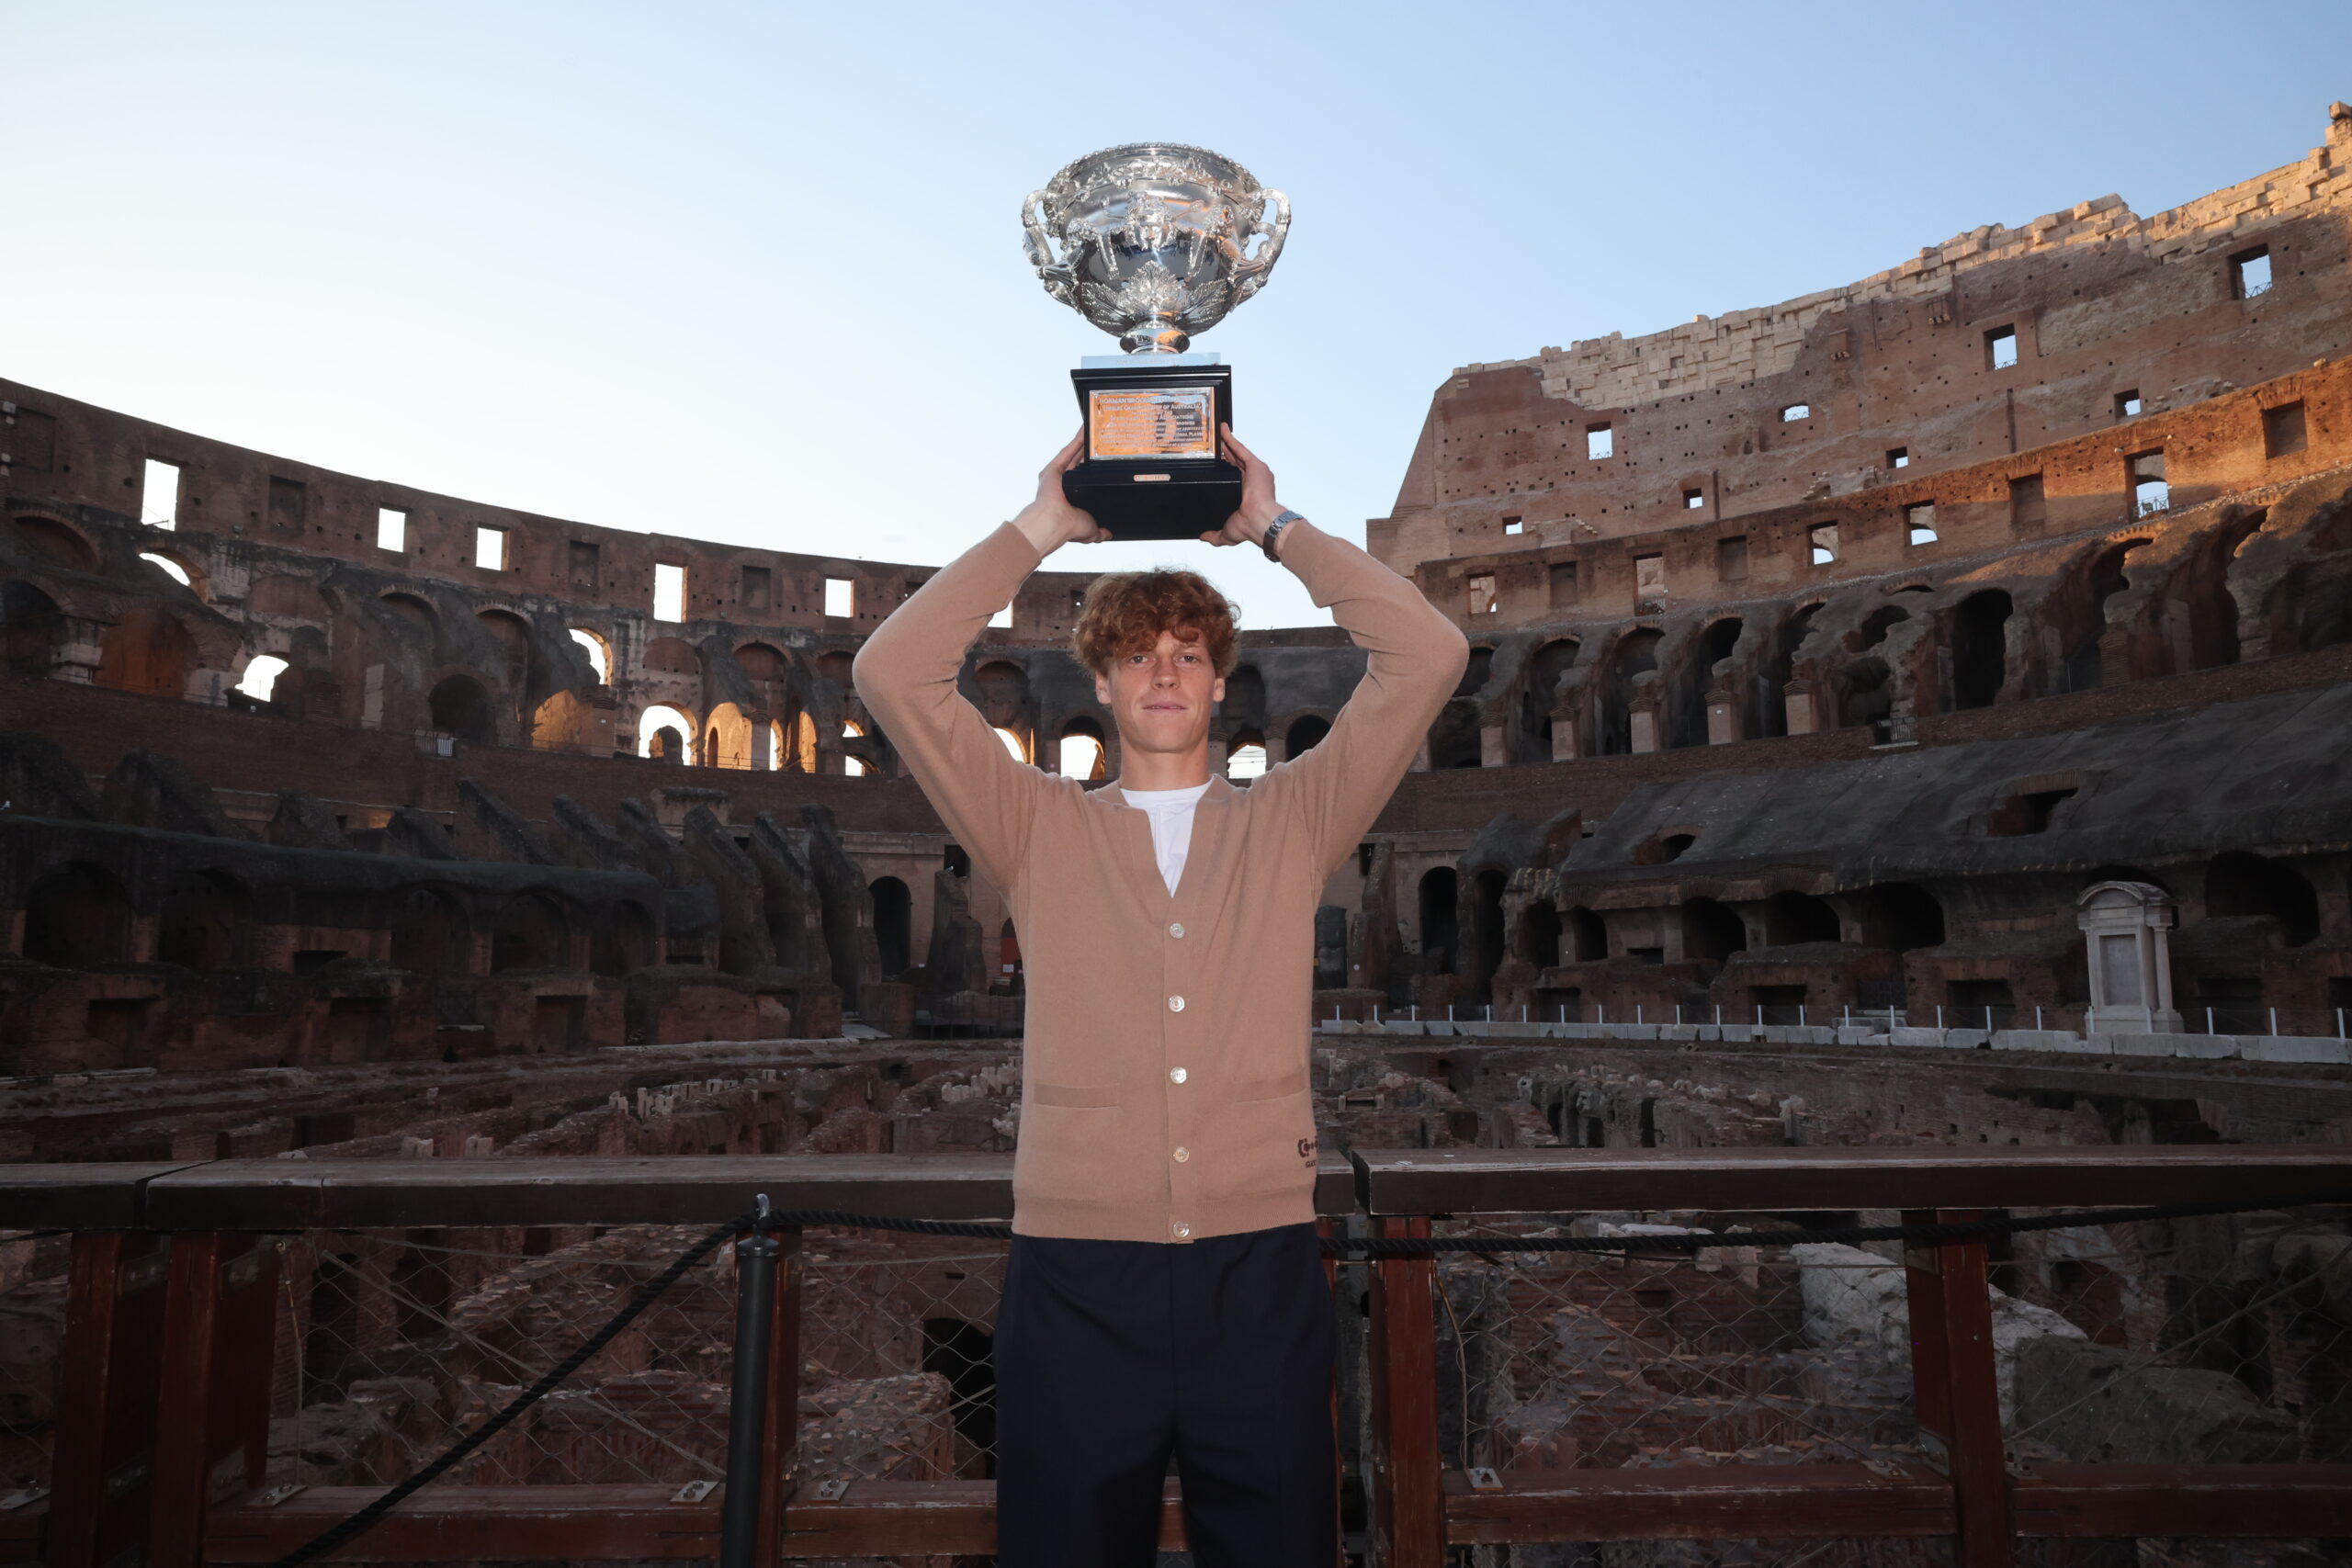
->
[1022, 142, 1290, 354]
[1022, 144, 1291, 538]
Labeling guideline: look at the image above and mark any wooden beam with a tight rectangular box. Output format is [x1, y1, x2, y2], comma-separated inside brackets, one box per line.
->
[148, 1235, 279, 1568]
[773, 1478, 1189, 1556]
[1905, 1210, 2012, 1568]
[0, 1162, 200, 1228]
[1442, 1464, 1953, 1541]
[2013, 1463, 2352, 1537]
[1356, 1145, 2352, 1216]
[1365, 1214, 1444, 1568]
[45, 1231, 170, 1568]
[205, 1486, 720, 1560]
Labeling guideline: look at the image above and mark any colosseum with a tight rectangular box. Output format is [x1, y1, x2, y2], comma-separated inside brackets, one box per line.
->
[6, 104, 2352, 1568]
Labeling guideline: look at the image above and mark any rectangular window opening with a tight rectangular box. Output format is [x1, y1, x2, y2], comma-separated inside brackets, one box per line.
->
[1985, 325, 2018, 371]
[1905, 502, 1939, 547]
[2009, 473, 2047, 536]
[2233, 244, 2273, 300]
[474, 525, 507, 571]
[267, 475, 305, 534]
[1466, 572, 1498, 615]
[2115, 389, 2143, 420]
[1781, 403, 1811, 423]
[741, 564, 773, 612]
[1547, 561, 1579, 607]
[1585, 423, 1613, 460]
[1502, 515, 1524, 536]
[1716, 536, 1749, 582]
[654, 562, 687, 622]
[1682, 488, 1705, 510]
[2263, 400, 2308, 458]
[823, 577, 854, 618]
[376, 507, 406, 552]
[1886, 447, 1910, 469]
[569, 540, 599, 588]
[1634, 554, 1666, 598]
[1808, 523, 1839, 566]
[141, 458, 181, 528]
[2130, 450, 2169, 517]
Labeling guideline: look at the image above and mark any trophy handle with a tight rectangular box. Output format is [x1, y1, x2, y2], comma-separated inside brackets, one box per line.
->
[1022, 190, 1070, 278]
[1233, 188, 1290, 300]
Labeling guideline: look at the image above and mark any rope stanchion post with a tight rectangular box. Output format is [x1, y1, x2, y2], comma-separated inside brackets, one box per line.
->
[719, 1196, 781, 1568]
[1364, 1214, 1443, 1568]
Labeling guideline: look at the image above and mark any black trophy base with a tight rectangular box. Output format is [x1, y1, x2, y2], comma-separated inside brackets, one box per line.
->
[1062, 358, 1242, 541]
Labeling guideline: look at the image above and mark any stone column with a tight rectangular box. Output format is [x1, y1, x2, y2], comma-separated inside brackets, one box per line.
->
[52, 615, 107, 684]
[1783, 682, 1820, 737]
[1479, 724, 1507, 767]
[1704, 680, 1742, 745]
[2076, 881, 2183, 1033]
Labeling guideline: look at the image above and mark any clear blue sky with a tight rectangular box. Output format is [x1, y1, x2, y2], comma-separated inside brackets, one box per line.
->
[5, 3, 2345, 626]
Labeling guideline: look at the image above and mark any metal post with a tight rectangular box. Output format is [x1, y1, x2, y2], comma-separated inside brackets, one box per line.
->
[1984, 1006, 1993, 1033]
[1714, 1004, 1721, 1025]
[2035, 1006, 2042, 1030]
[2208, 1006, 2216, 1034]
[1598, 1004, 1606, 1025]
[1798, 1005, 1806, 1027]
[2339, 1008, 2346, 1040]
[1410, 1004, 1418, 1021]
[2269, 1006, 2278, 1037]
[1635, 1005, 1643, 1025]
[720, 1203, 782, 1568]
[1755, 1004, 1763, 1026]
[1675, 1005, 1682, 1025]
[1485, 1003, 1492, 1022]
[1936, 1005, 1944, 1029]
[1374, 1005, 1382, 1025]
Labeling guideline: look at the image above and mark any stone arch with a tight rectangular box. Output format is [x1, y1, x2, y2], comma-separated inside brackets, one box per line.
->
[639, 703, 696, 763]
[870, 876, 913, 974]
[2057, 541, 2144, 693]
[791, 710, 819, 773]
[1565, 905, 1607, 963]
[1219, 666, 1267, 733]
[1597, 627, 1662, 755]
[2204, 852, 2319, 947]
[1669, 617, 1744, 749]
[1, 580, 65, 675]
[157, 870, 253, 969]
[2179, 511, 2268, 671]
[474, 609, 534, 694]
[1858, 882, 1946, 951]
[390, 886, 469, 975]
[428, 674, 495, 742]
[10, 514, 97, 571]
[491, 893, 571, 973]
[379, 592, 437, 634]
[642, 637, 701, 678]
[96, 606, 195, 696]
[139, 548, 206, 598]
[1949, 590, 2013, 711]
[21, 862, 134, 965]
[1516, 899, 1563, 968]
[1762, 890, 1841, 946]
[1681, 897, 1747, 967]
[1056, 716, 1107, 780]
[1758, 603, 1823, 737]
[704, 701, 758, 770]
[530, 689, 596, 751]
[592, 898, 658, 976]
[1516, 637, 1581, 762]
[1284, 714, 1331, 758]
[1417, 866, 1459, 974]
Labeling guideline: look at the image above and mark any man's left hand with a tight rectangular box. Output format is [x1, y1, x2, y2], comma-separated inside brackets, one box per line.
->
[1200, 425, 1286, 549]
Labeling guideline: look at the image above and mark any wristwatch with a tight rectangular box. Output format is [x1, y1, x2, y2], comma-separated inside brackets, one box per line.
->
[1261, 509, 1304, 562]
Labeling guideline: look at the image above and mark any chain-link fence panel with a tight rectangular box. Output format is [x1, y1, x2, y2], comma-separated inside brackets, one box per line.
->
[0, 1229, 63, 1508]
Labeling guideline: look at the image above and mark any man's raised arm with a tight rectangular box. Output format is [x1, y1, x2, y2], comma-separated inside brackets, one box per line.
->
[850, 434, 1112, 897]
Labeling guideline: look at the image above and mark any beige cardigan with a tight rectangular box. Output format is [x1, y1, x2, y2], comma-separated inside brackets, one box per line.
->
[853, 519, 1468, 1242]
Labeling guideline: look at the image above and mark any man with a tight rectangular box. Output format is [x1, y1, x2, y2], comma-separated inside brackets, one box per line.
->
[853, 426, 1467, 1566]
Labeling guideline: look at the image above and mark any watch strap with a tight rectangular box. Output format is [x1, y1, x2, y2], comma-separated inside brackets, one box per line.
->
[1261, 509, 1304, 562]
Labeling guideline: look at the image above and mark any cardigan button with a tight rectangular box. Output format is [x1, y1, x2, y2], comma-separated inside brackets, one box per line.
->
[1168, 995, 1185, 1012]
[1169, 1066, 1187, 1084]
[1171, 1222, 1192, 1239]
[1173, 1146, 1190, 1163]
[1169, 921, 1185, 938]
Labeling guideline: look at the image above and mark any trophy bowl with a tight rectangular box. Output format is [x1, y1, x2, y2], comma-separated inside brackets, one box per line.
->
[1023, 142, 1290, 354]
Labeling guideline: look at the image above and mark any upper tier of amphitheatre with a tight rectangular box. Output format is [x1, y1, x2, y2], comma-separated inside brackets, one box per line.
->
[1373, 101, 2352, 571]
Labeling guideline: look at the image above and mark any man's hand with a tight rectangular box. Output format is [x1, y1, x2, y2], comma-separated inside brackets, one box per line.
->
[1012, 430, 1113, 558]
[1200, 425, 1286, 550]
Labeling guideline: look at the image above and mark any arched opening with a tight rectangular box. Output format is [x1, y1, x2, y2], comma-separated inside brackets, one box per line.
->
[1518, 900, 1563, 968]
[793, 711, 819, 773]
[1057, 718, 1107, 780]
[819, 650, 856, 691]
[985, 725, 1023, 767]
[1518, 638, 1582, 762]
[642, 637, 701, 679]
[1219, 666, 1267, 737]
[1866, 883, 1947, 951]
[591, 899, 657, 977]
[157, 871, 252, 970]
[22, 863, 133, 965]
[1, 581, 66, 675]
[639, 704, 697, 764]
[1565, 906, 1607, 964]
[1950, 591, 2013, 710]
[2204, 852, 2320, 947]
[1469, 868, 1507, 999]
[870, 876, 913, 974]
[845, 717, 874, 777]
[529, 689, 594, 751]
[2183, 513, 2267, 671]
[1226, 728, 1268, 780]
[428, 675, 494, 742]
[1417, 867, 1459, 974]
[1457, 647, 1493, 700]
[1838, 658, 1892, 732]
[1285, 714, 1331, 757]
[1681, 898, 1747, 966]
[704, 702, 757, 770]
[1757, 604, 1822, 738]
[379, 592, 436, 637]
[1671, 618, 1744, 749]
[568, 628, 611, 684]
[491, 894, 570, 973]
[140, 551, 197, 592]
[1763, 891, 1842, 946]
[2061, 543, 2142, 693]
[1598, 629, 1663, 754]
[390, 888, 469, 975]
[235, 654, 290, 702]
[1427, 699, 1483, 769]
[95, 607, 194, 696]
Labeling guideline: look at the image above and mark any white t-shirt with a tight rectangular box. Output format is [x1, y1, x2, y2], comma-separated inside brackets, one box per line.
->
[1120, 780, 1212, 897]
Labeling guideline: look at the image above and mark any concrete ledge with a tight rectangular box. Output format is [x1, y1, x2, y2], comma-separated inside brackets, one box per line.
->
[2102, 1032, 2239, 1059]
[2244, 1034, 2352, 1066]
[1992, 1029, 2109, 1055]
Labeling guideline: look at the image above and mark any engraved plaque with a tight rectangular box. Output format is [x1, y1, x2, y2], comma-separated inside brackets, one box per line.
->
[1087, 387, 1216, 461]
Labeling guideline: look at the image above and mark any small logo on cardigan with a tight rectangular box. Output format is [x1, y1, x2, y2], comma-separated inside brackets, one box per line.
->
[1297, 1136, 1318, 1162]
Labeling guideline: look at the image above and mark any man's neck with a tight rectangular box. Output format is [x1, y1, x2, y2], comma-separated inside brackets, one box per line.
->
[1115, 746, 1213, 792]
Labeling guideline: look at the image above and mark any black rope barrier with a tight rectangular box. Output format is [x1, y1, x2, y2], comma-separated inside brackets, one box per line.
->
[262, 1189, 2346, 1568]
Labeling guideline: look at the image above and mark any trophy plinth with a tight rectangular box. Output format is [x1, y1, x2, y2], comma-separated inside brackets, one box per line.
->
[1022, 143, 1288, 542]
[1065, 355, 1238, 541]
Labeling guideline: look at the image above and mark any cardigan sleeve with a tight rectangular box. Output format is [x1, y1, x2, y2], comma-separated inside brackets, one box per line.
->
[851, 523, 1053, 897]
[1254, 519, 1470, 877]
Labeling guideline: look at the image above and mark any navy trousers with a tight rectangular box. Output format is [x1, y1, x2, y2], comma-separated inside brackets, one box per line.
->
[992, 1221, 1338, 1567]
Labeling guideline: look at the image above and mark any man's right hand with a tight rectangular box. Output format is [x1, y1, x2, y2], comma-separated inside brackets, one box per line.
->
[1012, 430, 1113, 557]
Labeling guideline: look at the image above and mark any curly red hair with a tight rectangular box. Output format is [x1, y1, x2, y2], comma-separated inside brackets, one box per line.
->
[1071, 570, 1239, 678]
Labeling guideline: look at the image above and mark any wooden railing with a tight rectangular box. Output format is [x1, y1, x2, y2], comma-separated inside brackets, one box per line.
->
[4, 1145, 2349, 1566]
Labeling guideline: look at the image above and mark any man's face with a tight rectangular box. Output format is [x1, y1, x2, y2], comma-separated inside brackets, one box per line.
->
[1095, 628, 1226, 760]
